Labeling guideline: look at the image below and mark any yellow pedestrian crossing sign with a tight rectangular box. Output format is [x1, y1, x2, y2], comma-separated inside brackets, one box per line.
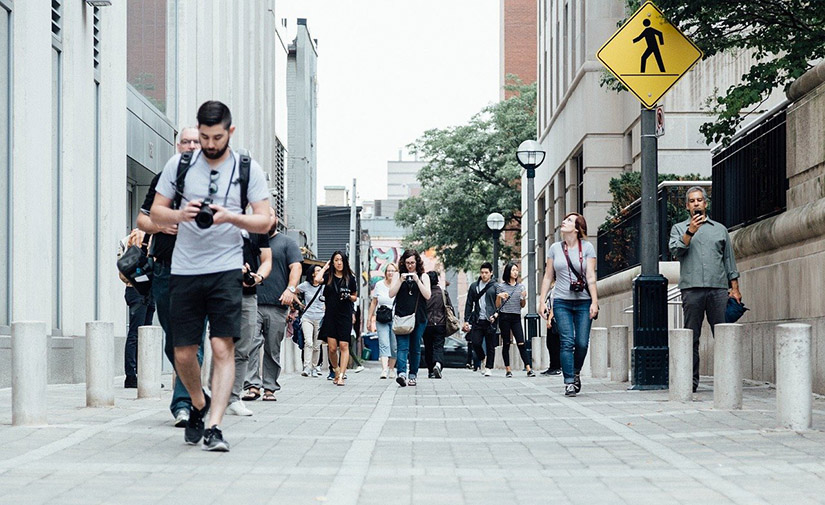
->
[597, 1, 703, 109]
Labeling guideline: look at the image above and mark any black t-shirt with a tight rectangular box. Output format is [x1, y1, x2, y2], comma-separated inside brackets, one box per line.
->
[140, 173, 176, 263]
[322, 273, 357, 319]
[395, 276, 428, 325]
[242, 232, 270, 296]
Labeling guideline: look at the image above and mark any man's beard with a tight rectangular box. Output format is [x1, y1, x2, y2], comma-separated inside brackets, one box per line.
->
[203, 142, 229, 160]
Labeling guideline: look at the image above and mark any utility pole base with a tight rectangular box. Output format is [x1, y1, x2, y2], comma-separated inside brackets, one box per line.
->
[631, 274, 669, 389]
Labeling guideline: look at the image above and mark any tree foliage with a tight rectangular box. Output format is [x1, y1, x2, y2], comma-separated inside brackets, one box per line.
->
[395, 79, 536, 271]
[601, 0, 825, 146]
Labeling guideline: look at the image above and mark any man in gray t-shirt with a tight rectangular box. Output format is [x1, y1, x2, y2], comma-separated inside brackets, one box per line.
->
[150, 101, 272, 452]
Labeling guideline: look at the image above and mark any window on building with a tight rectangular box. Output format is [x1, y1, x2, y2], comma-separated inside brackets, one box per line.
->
[93, 6, 101, 81]
[127, 0, 175, 114]
[0, 4, 9, 327]
[574, 150, 584, 215]
[548, 182, 556, 243]
[558, 169, 567, 219]
[273, 137, 286, 223]
[537, 195, 546, 280]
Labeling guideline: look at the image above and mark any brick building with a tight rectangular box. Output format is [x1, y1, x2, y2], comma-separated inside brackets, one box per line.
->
[500, 0, 537, 98]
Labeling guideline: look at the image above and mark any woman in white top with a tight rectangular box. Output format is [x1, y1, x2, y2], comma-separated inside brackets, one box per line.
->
[296, 264, 326, 377]
[368, 263, 398, 379]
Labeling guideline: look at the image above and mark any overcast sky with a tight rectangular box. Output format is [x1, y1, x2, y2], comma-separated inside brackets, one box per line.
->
[279, 0, 501, 203]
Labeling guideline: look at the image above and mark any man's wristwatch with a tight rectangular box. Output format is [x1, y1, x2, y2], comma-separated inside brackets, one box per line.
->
[287, 286, 296, 294]
[685, 229, 695, 237]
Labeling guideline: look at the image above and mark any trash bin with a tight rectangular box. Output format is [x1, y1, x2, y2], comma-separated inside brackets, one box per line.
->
[362, 332, 379, 361]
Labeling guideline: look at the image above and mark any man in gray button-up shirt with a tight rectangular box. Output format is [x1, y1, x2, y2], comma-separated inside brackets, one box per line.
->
[669, 186, 741, 392]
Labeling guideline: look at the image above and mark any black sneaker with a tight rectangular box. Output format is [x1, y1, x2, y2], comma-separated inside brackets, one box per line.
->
[549, 368, 562, 375]
[573, 373, 582, 393]
[327, 370, 335, 380]
[396, 374, 407, 387]
[428, 372, 435, 379]
[540, 367, 553, 376]
[124, 376, 137, 389]
[202, 425, 230, 452]
[433, 362, 443, 379]
[184, 392, 210, 445]
[526, 369, 536, 378]
[565, 383, 577, 397]
[505, 371, 513, 378]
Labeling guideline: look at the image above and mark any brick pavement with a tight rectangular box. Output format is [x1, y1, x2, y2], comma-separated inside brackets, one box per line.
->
[1, 366, 825, 505]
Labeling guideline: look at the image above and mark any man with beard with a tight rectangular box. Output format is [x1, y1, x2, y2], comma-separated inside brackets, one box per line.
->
[151, 101, 271, 452]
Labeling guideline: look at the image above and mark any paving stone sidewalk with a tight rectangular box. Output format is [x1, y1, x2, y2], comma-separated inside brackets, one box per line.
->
[1, 366, 825, 505]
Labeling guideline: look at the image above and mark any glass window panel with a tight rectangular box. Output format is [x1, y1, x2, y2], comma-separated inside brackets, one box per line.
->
[127, 0, 168, 113]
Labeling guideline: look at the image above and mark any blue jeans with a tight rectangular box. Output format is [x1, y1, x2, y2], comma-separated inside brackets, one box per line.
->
[152, 261, 203, 415]
[553, 298, 593, 384]
[395, 321, 425, 379]
[376, 321, 397, 359]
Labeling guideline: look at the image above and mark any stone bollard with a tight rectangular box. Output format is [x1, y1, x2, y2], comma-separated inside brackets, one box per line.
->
[137, 325, 163, 399]
[86, 321, 114, 407]
[714, 324, 743, 409]
[590, 327, 608, 378]
[669, 329, 693, 402]
[11, 322, 48, 426]
[609, 325, 629, 382]
[776, 323, 812, 430]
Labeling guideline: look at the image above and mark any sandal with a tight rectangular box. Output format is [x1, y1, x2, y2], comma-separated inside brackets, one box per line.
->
[262, 390, 277, 401]
[241, 387, 261, 401]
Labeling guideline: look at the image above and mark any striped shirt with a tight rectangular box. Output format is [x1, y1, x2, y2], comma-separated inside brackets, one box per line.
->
[495, 282, 526, 314]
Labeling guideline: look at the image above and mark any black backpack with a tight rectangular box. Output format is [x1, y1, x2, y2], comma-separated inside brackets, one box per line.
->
[172, 151, 252, 210]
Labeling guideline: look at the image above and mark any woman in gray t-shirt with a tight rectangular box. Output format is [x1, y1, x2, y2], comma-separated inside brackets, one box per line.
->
[296, 265, 326, 377]
[494, 262, 534, 378]
[538, 212, 599, 397]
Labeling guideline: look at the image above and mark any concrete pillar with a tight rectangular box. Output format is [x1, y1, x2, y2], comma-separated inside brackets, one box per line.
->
[669, 329, 693, 402]
[590, 327, 608, 378]
[11, 322, 48, 426]
[776, 323, 812, 430]
[713, 324, 743, 409]
[609, 325, 629, 382]
[85, 321, 114, 407]
[137, 325, 163, 399]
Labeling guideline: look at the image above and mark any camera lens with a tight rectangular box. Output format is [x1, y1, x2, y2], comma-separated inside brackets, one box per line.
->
[195, 199, 214, 229]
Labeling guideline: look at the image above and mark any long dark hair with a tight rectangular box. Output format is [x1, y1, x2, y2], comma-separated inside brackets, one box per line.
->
[305, 264, 321, 284]
[502, 262, 519, 283]
[325, 250, 354, 286]
[398, 249, 424, 276]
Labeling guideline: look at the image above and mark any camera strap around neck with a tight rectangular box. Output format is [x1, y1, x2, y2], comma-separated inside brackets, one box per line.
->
[563, 240, 585, 283]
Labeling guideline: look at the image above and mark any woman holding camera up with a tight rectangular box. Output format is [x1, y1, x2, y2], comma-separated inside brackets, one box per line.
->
[389, 249, 431, 387]
[319, 251, 358, 386]
[538, 213, 598, 397]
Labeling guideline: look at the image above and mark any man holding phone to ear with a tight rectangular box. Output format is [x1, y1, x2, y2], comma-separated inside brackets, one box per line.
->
[669, 186, 741, 393]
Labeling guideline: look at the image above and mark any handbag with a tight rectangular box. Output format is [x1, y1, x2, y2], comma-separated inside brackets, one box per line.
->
[441, 289, 460, 334]
[376, 305, 393, 324]
[392, 296, 419, 335]
[725, 297, 749, 323]
[116, 232, 153, 296]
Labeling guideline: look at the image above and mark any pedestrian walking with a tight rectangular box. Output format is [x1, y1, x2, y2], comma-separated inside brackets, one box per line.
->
[539, 213, 599, 397]
[668, 186, 740, 392]
[319, 251, 358, 386]
[541, 289, 562, 376]
[389, 250, 431, 387]
[462, 262, 499, 377]
[296, 264, 326, 377]
[118, 228, 156, 389]
[495, 262, 535, 378]
[367, 263, 398, 379]
[149, 101, 272, 451]
[423, 271, 452, 379]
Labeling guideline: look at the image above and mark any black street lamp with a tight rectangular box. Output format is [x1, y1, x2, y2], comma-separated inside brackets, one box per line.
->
[516, 140, 545, 349]
[486, 212, 505, 279]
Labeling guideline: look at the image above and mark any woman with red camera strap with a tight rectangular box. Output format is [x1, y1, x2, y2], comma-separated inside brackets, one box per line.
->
[538, 212, 599, 397]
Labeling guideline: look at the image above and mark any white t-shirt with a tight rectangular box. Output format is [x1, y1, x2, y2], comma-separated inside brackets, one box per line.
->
[155, 150, 270, 275]
[371, 280, 395, 308]
[297, 281, 325, 321]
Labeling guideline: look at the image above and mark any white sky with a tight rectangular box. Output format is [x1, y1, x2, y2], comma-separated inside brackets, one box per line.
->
[279, 0, 501, 203]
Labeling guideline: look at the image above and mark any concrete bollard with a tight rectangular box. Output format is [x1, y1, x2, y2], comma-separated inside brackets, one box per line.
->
[776, 323, 812, 430]
[713, 324, 743, 409]
[137, 325, 163, 399]
[609, 325, 629, 382]
[86, 321, 114, 407]
[11, 321, 48, 426]
[669, 329, 693, 402]
[590, 327, 608, 378]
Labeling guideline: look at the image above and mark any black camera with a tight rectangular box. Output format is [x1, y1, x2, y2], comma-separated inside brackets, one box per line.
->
[569, 280, 586, 293]
[195, 198, 214, 229]
[243, 270, 255, 286]
[402, 273, 415, 283]
[339, 287, 351, 301]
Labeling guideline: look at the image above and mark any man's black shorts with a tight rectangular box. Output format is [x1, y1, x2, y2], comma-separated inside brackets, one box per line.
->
[170, 269, 242, 346]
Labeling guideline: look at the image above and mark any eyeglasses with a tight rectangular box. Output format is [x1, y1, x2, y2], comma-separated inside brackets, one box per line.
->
[180, 139, 200, 145]
[208, 170, 219, 195]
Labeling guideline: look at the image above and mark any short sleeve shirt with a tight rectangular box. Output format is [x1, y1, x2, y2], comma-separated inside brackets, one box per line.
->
[496, 282, 526, 314]
[256, 233, 304, 307]
[139, 173, 176, 263]
[371, 281, 395, 308]
[323, 274, 358, 319]
[155, 150, 270, 275]
[549, 240, 596, 301]
[297, 281, 325, 321]
[241, 231, 270, 296]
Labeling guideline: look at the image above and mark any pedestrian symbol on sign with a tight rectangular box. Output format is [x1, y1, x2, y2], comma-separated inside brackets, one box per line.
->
[633, 19, 665, 73]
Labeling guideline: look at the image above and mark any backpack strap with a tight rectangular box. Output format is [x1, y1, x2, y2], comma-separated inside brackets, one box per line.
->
[173, 151, 194, 210]
[239, 154, 251, 211]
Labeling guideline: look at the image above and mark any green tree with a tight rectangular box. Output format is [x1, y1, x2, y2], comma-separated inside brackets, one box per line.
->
[601, 0, 825, 146]
[395, 79, 536, 271]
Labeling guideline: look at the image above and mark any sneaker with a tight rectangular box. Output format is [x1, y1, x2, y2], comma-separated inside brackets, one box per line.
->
[540, 367, 553, 375]
[185, 392, 211, 445]
[311, 369, 320, 377]
[428, 372, 435, 379]
[396, 374, 407, 387]
[483, 369, 492, 377]
[565, 383, 577, 397]
[301, 368, 310, 377]
[505, 371, 513, 378]
[314, 365, 322, 374]
[527, 370, 536, 378]
[408, 378, 417, 386]
[202, 425, 230, 452]
[327, 370, 335, 380]
[380, 369, 389, 379]
[433, 362, 442, 379]
[549, 368, 562, 375]
[225, 400, 253, 417]
[173, 409, 190, 428]
[573, 373, 582, 393]
[354, 365, 365, 373]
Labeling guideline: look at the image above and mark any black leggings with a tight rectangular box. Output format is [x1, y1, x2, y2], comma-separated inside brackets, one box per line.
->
[498, 313, 530, 368]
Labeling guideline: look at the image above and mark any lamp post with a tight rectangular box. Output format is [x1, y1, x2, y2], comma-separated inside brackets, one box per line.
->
[516, 140, 546, 354]
[486, 212, 505, 279]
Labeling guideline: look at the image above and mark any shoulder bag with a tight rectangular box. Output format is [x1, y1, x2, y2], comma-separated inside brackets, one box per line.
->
[392, 296, 419, 335]
[117, 232, 153, 296]
[441, 289, 460, 334]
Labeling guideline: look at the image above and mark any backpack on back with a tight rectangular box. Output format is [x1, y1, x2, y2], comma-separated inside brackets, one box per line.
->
[173, 151, 252, 211]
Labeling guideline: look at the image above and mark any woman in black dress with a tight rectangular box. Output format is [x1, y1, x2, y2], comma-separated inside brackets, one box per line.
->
[389, 249, 431, 387]
[319, 251, 358, 386]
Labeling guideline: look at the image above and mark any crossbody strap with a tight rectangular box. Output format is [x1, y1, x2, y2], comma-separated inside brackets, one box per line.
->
[562, 241, 585, 283]
[300, 285, 323, 316]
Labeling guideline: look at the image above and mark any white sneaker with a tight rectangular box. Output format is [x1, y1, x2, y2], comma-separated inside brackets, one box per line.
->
[301, 368, 310, 377]
[314, 365, 322, 374]
[354, 365, 365, 373]
[483, 368, 492, 377]
[173, 409, 190, 428]
[311, 369, 320, 377]
[380, 368, 389, 379]
[226, 400, 253, 416]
